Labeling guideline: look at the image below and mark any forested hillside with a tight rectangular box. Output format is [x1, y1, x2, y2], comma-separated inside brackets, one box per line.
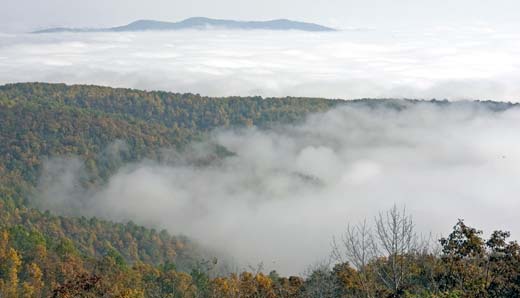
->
[0, 83, 341, 297]
[0, 83, 339, 188]
[1, 83, 519, 297]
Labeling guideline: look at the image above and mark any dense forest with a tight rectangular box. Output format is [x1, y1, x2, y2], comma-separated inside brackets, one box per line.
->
[1, 83, 519, 297]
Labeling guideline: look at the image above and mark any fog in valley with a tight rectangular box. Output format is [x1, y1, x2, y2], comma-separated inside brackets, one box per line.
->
[34, 102, 520, 274]
[1, 27, 520, 101]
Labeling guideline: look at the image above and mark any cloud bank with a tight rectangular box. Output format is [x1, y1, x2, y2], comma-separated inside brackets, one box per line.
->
[34, 103, 520, 274]
[1, 28, 520, 100]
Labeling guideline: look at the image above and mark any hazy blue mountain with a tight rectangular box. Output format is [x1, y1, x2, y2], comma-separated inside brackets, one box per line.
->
[33, 17, 336, 33]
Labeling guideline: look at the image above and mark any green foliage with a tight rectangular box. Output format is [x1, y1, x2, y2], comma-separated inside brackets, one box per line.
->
[0, 82, 340, 210]
[1, 83, 519, 297]
[0, 202, 200, 268]
[0, 82, 339, 287]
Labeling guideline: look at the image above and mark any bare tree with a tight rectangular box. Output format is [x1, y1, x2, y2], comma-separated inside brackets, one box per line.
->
[332, 205, 426, 298]
[332, 220, 376, 298]
[373, 205, 418, 296]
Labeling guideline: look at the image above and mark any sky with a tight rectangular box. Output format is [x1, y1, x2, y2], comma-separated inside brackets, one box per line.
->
[2, 0, 520, 32]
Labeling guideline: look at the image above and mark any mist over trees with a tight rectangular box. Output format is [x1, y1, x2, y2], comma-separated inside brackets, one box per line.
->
[1, 83, 520, 297]
[3, 200, 520, 297]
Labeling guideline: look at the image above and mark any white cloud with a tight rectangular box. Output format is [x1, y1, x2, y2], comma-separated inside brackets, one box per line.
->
[35, 104, 520, 274]
[1, 28, 520, 100]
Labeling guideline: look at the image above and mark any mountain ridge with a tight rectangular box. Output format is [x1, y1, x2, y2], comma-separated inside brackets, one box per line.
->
[33, 17, 337, 33]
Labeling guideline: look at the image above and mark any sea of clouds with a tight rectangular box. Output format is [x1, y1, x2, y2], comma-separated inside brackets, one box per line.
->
[1, 27, 520, 100]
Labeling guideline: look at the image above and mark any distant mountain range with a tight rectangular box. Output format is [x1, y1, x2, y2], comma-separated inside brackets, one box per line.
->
[33, 17, 336, 33]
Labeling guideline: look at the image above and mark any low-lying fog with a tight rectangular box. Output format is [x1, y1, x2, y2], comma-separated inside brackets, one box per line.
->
[35, 103, 520, 274]
[1, 27, 520, 100]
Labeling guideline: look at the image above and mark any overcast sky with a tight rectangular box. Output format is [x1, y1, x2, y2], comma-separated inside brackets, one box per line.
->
[2, 0, 520, 32]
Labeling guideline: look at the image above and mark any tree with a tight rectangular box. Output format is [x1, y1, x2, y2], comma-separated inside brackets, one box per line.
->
[332, 219, 377, 298]
[302, 263, 338, 298]
[332, 205, 426, 298]
[485, 230, 520, 297]
[438, 220, 486, 297]
[1, 247, 22, 297]
[439, 222, 520, 298]
[373, 205, 419, 297]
